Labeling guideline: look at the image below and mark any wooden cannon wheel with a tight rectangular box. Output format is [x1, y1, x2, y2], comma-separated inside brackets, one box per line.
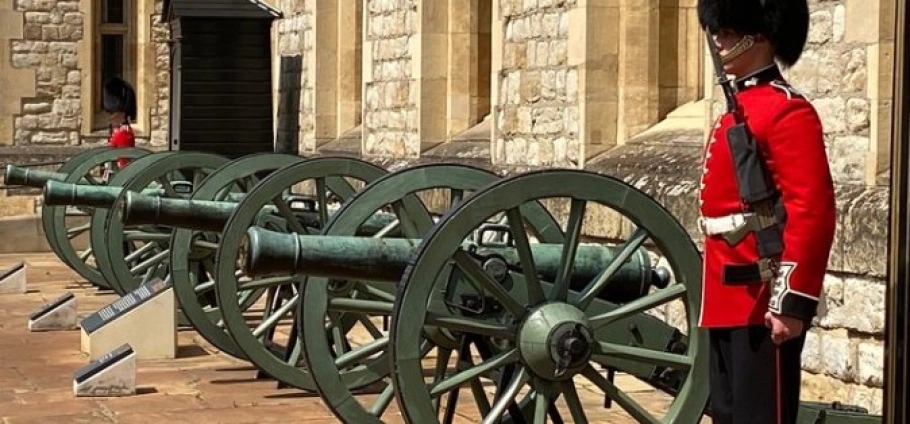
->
[296, 162, 569, 423]
[169, 153, 307, 360]
[92, 151, 230, 295]
[215, 156, 390, 391]
[44, 147, 151, 290]
[389, 169, 708, 424]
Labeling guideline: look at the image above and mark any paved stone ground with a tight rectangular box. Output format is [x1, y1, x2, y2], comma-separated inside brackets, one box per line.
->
[0, 253, 712, 423]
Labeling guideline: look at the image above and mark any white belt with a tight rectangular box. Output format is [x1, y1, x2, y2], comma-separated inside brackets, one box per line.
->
[698, 213, 752, 236]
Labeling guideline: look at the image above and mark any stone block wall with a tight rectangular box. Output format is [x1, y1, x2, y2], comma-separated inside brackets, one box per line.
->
[492, 0, 579, 167]
[10, 0, 82, 146]
[2, 0, 170, 147]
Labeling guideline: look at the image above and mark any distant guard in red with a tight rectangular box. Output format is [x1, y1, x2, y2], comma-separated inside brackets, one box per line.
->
[102, 76, 137, 174]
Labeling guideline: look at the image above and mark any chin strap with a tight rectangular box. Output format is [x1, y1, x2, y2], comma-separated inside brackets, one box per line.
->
[722, 35, 757, 65]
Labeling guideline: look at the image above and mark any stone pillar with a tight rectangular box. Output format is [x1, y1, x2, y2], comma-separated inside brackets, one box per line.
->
[492, 0, 581, 168]
[149, 0, 170, 147]
[312, 0, 339, 148]
[362, 0, 420, 158]
[567, 0, 619, 163]
[657, 0, 703, 120]
[616, 0, 660, 144]
[337, 0, 363, 135]
[415, 1, 449, 149]
[135, 0, 166, 147]
[447, 0, 492, 137]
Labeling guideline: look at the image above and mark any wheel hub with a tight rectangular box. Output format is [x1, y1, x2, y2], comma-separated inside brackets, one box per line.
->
[518, 302, 592, 381]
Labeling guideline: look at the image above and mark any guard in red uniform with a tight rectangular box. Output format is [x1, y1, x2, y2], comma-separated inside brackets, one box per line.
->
[697, 0, 836, 423]
[102, 76, 137, 172]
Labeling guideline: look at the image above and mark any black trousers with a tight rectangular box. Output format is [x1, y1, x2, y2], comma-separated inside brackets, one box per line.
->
[708, 326, 807, 424]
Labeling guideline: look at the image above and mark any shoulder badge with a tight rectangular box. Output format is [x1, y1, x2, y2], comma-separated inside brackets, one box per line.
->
[769, 81, 805, 100]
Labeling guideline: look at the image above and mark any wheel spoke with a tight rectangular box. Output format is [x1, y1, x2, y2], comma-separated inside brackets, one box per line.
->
[505, 208, 546, 305]
[251, 293, 299, 338]
[425, 313, 515, 340]
[270, 195, 310, 234]
[550, 198, 586, 301]
[328, 297, 394, 315]
[123, 241, 158, 263]
[581, 365, 661, 424]
[78, 247, 93, 262]
[123, 231, 172, 243]
[480, 366, 529, 424]
[324, 175, 357, 200]
[453, 250, 526, 318]
[429, 348, 520, 398]
[65, 222, 91, 238]
[533, 389, 549, 424]
[593, 341, 693, 370]
[129, 249, 169, 276]
[193, 279, 215, 294]
[236, 274, 298, 291]
[575, 226, 650, 310]
[560, 380, 589, 424]
[368, 383, 396, 416]
[334, 336, 388, 370]
[354, 283, 397, 303]
[355, 314, 385, 339]
[391, 200, 426, 237]
[589, 283, 687, 331]
[156, 177, 181, 197]
[315, 177, 329, 225]
[192, 239, 220, 251]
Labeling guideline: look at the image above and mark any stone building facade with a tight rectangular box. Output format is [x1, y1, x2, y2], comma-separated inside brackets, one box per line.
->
[0, 0, 897, 414]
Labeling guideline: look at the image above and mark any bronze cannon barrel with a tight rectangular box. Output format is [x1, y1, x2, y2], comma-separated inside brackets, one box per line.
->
[120, 192, 240, 232]
[43, 180, 167, 208]
[5, 165, 69, 188]
[121, 191, 400, 234]
[240, 227, 669, 303]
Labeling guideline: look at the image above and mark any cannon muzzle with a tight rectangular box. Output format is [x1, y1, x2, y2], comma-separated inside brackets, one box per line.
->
[240, 227, 671, 303]
[5, 165, 68, 188]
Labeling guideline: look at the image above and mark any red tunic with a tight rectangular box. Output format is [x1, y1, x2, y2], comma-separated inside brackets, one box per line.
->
[698, 66, 837, 328]
[109, 123, 135, 169]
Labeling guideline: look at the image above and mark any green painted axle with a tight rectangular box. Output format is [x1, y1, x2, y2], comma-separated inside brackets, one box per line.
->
[241, 227, 667, 303]
[5, 165, 68, 188]
[43, 180, 171, 208]
[120, 191, 399, 234]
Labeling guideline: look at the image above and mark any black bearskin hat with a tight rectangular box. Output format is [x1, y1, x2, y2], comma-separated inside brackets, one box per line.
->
[697, 0, 810, 67]
[102, 76, 137, 121]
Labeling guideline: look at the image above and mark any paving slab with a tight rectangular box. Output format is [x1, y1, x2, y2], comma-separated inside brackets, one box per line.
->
[0, 253, 711, 423]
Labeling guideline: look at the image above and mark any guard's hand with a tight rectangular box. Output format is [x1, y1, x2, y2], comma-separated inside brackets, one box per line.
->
[764, 312, 804, 345]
